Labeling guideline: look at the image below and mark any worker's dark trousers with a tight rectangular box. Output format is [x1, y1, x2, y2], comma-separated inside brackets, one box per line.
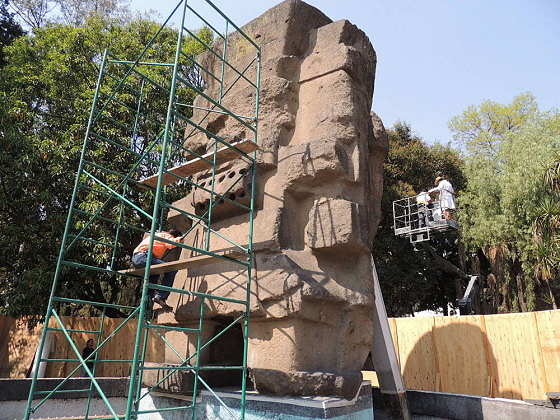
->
[131, 252, 177, 300]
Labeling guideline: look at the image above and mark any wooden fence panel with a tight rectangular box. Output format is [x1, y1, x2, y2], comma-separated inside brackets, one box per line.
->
[483, 312, 547, 400]
[432, 315, 490, 396]
[389, 318, 399, 366]
[0, 316, 166, 378]
[59, 317, 103, 378]
[395, 317, 436, 390]
[1, 317, 42, 378]
[0, 316, 15, 377]
[3, 310, 559, 402]
[370, 310, 559, 401]
[535, 310, 560, 394]
[98, 318, 136, 377]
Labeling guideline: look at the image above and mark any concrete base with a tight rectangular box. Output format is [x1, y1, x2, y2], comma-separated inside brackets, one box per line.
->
[1, 378, 372, 420]
[139, 381, 374, 420]
[407, 391, 560, 420]
[5, 378, 559, 420]
[2, 396, 127, 420]
[386, 389, 560, 420]
[0, 377, 129, 420]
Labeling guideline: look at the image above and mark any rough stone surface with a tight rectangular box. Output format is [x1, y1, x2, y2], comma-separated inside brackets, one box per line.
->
[160, 0, 386, 398]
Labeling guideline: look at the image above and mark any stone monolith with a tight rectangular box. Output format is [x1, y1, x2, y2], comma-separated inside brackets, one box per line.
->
[161, 0, 387, 399]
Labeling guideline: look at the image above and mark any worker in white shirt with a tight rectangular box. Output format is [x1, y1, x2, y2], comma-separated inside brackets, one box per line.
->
[429, 176, 456, 220]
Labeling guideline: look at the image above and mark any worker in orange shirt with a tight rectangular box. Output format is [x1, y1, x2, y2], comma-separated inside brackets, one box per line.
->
[132, 229, 182, 310]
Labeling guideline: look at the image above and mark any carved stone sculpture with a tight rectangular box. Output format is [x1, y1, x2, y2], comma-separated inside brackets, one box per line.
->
[161, 0, 388, 398]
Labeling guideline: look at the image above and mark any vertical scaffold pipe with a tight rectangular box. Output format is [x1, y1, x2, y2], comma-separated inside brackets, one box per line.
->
[218, 20, 228, 103]
[133, 319, 150, 413]
[123, 1, 189, 418]
[84, 307, 106, 420]
[190, 297, 206, 419]
[240, 48, 260, 420]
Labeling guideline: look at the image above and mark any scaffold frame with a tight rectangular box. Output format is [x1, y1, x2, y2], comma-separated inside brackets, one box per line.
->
[24, 0, 260, 418]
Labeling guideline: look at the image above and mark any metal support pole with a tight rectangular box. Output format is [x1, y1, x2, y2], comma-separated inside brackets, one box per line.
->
[133, 318, 150, 413]
[124, 1, 189, 418]
[240, 48, 260, 420]
[219, 21, 228, 103]
[110, 185, 126, 270]
[84, 308, 106, 420]
[240, 165, 257, 420]
[369, 256, 411, 420]
[205, 140, 218, 251]
[191, 298, 206, 419]
[131, 79, 146, 150]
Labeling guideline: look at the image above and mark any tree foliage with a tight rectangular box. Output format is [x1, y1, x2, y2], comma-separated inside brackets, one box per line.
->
[8, 0, 51, 28]
[54, 0, 129, 26]
[449, 92, 538, 157]
[452, 93, 560, 311]
[0, 16, 211, 321]
[9, 0, 129, 29]
[0, 0, 24, 65]
[374, 122, 466, 316]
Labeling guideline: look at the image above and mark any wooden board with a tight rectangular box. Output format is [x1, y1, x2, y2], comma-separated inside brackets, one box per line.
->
[45, 316, 75, 378]
[0, 316, 14, 377]
[389, 317, 400, 366]
[361, 370, 380, 387]
[394, 317, 437, 390]
[1, 317, 43, 378]
[362, 318, 400, 389]
[483, 312, 547, 400]
[534, 310, 560, 393]
[140, 139, 258, 188]
[433, 315, 490, 396]
[2, 310, 559, 402]
[119, 250, 244, 276]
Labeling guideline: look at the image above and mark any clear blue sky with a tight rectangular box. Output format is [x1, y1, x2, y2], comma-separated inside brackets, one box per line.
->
[131, 0, 560, 144]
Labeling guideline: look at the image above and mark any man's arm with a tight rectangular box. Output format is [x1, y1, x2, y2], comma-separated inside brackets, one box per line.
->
[158, 232, 182, 249]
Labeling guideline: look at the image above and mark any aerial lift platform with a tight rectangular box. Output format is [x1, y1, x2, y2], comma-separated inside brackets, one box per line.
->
[392, 193, 479, 316]
[393, 193, 458, 244]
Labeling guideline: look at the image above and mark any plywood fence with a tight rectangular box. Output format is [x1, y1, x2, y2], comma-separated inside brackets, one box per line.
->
[0, 315, 164, 379]
[365, 310, 560, 401]
[2, 310, 559, 401]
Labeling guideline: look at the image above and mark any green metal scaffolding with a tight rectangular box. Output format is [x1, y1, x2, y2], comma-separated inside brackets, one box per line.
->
[24, 0, 260, 419]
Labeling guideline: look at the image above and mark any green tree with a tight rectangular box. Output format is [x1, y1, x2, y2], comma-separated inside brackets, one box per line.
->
[8, 0, 51, 29]
[374, 122, 466, 316]
[449, 92, 537, 157]
[451, 94, 560, 311]
[54, 0, 130, 26]
[530, 150, 560, 308]
[0, 0, 24, 65]
[9, 0, 129, 29]
[0, 17, 211, 321]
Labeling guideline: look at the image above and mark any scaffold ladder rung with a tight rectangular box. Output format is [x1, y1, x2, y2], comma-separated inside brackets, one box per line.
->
[34, 389, 92, 395]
